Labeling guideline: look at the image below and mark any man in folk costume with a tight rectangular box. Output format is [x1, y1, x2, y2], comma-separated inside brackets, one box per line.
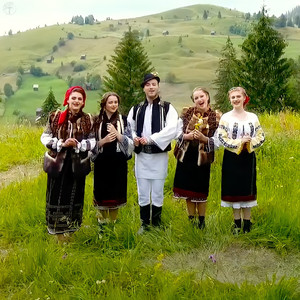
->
[128, 72, 178, 233]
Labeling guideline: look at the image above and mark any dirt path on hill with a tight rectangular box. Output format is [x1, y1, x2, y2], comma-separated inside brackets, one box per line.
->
[0, 162, 42, 189]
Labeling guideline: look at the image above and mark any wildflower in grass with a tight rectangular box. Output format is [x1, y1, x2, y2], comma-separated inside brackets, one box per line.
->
[96, 279, 106, 284]
[154, 262, 162, 271]
[209, 254, 216, 263]
[157, 253, 165, 261]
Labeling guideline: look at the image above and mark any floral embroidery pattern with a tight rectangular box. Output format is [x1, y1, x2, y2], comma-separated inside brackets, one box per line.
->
[232, 122, 238, 139]
[249, 122, 254, 137]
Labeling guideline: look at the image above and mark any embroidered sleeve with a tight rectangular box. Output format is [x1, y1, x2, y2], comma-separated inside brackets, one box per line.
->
[41, 112, 59, 149]
[127, 107, 138, 139]
[76, 135, 96, 153]
[218, 119, 243, 155]
[247, 119, 265, 153]
[118, 122, 134, 157]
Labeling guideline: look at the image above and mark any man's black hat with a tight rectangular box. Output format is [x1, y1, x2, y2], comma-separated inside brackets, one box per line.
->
[141, 72, 160, 88]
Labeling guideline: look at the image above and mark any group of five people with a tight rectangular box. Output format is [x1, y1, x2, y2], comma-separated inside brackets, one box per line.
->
[41, 72, 265, 241]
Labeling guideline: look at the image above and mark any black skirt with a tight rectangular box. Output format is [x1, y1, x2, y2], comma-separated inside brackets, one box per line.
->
[221, 149, 257, 202]
[173, 143, 211, 201]
[46, 151, 86, 234]
[93, 151, 128, 209]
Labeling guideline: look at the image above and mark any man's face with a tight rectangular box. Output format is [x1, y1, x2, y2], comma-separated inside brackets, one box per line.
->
[143, 79, 159, 101]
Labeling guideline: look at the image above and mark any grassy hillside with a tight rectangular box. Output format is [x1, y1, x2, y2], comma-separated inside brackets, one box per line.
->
[0, 4, 300, 121]
[0, 111, 299, 298]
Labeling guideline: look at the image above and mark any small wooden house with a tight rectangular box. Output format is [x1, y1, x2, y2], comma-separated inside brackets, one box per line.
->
[33, 84, 39, 91]
[80, 54, 86, 60]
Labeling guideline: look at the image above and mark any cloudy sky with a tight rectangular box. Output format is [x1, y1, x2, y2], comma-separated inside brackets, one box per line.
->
[0, 0, 299, 35]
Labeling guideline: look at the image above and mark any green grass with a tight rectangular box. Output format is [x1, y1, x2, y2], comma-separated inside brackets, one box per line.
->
[0, 111, 299, 298]
[0, 123, 44, 171]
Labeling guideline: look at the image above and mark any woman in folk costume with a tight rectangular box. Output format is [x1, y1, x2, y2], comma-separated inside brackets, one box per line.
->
[173, 87, 221, 229]
[199, 87, 265, 233]
[92, 92, 134, 224]
[41, 86, 95, 241]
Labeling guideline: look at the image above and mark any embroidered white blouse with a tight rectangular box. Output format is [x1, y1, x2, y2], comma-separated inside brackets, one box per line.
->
[212, 111, 265, 154]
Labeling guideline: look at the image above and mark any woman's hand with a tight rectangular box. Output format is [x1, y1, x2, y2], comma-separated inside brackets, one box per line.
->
[241, 134, 251, 145]
[99, 132, 117, 147]
[107, 123, 123, 142]
[63, 138, 78, 148]
[184, 131, 194, 141]
[193, 131, 209, 143]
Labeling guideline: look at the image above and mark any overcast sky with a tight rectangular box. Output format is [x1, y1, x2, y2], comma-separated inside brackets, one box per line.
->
[0, 0, 299, 35]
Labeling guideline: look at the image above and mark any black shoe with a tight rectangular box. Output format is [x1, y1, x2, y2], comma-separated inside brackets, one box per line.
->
[243, 219, 252, 233]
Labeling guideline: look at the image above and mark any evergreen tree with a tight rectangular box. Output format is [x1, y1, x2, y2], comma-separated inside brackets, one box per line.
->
[287, 19, 294, 27]
[295, 15, 300, 28]
[218, 11, 222, 19]
[41, 88, 60, 116]
[285, 57, 300, 110]
[203, 10, 208, 20]
[102, 28, 153, 114]
[4, 83, 14, 97]
[274, 14, 287, 28]
[213, 36, 239, 112]
[238, 9, 292, 112]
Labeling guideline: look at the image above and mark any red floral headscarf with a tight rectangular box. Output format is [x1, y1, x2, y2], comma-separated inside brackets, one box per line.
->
[58, 86, 86, 125]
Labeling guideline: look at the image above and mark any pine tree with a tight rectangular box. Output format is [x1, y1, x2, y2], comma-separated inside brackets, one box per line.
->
[213, 37, 239, 113]
[41, 88, 60, 117]
[238, 9, 292, 111]
[102, 28, 153, 114]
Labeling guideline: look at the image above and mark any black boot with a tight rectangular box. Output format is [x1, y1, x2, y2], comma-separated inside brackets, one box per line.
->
[233, 218, 242, 234]
[243, 219, 252, 233]
[138, 204, 150, 234]
[198, 216, 205, 229]
[152, 205, 162, 227]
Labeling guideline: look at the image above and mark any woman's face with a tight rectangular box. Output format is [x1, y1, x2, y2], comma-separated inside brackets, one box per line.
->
[105, 95, 119, 115]
[67, 91, 84, 114]
[193, 90, 209, 113]
[229, 90, 245, 109]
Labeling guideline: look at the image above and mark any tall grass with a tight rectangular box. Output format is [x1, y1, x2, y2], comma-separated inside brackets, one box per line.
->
[0, 123, 44, 171]
[0, 112, 299, 299]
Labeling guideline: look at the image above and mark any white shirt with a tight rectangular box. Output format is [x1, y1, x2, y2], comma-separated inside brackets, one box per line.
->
[127, 101, 178, 179]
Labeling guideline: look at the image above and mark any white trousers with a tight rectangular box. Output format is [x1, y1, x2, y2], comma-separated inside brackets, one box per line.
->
[136, 178, 165, 207]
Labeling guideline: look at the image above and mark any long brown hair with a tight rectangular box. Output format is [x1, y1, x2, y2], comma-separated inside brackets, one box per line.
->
[98, 91, 121, 122]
